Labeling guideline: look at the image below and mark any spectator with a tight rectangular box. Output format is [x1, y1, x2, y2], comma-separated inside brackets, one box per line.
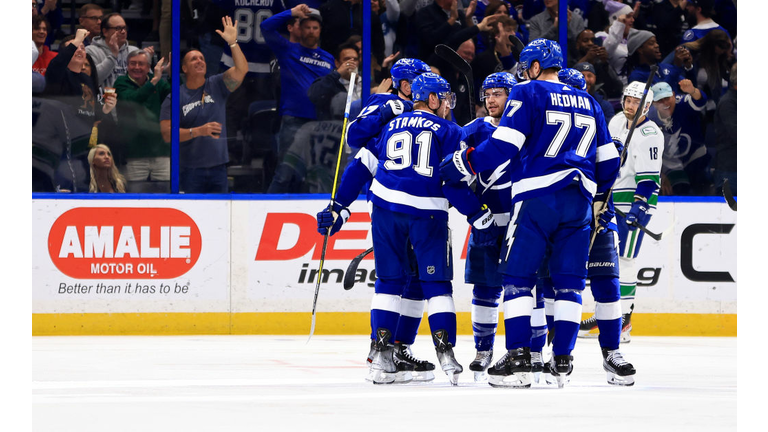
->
[681, 0, 731, 44]
[86, 12, 142, 88]
[626, 30, 692, 93]
[307, 42, 362, 121]
[568, 28, 623, 98]
[471, 0, 511, 54]
[261, 4, 335, 162]
[414, 0, 483, 62]
[379, 0, 401, 58]
[632, 0, 686, 59]
[319, 0, 386, 67]
[601, 3, 635, 85]
[159, 16, 248, 193]
[32, 15, 57, 76]
[527, 0, 586, 45]
[471, 15, 518, 92]
[712, 62, 736, 195]
[88, 144, 126, 193]
[77, 3, 103, 46]
[681, 29, 733, 105]
[35, 0, 63, 47]
[647, 80, 710, 195]
[114, 52, 172, 188]
[573, 62, 615, 124]
[32, 42, 46, 94]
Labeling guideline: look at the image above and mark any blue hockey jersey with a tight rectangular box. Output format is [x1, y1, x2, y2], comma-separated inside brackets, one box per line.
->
[461, 117, 513, 218]
[346, 92, 413, 149]
[469, 79, 619, 205]
[370, 109, 466, 219]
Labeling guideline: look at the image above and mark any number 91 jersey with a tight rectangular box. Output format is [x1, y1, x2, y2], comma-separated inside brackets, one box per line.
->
[369, 110, 465, 220]
[215, 0, 288, 75]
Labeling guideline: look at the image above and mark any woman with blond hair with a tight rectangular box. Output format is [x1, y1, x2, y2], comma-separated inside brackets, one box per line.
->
[88, 144, 126, 193]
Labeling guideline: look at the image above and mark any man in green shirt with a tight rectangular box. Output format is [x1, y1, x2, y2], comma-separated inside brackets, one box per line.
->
[114, 50, 171, 187]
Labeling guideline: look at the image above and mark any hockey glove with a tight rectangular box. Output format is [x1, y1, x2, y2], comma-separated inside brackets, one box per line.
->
[468, 206, 500, 247]
[316, 200, 351, 237]
[612, 137, 625, 156]
[592, 195, 615, 233]
[380, 99, 413, 121]
[625, 199, 650, 231]
[439, 148, 476, 184]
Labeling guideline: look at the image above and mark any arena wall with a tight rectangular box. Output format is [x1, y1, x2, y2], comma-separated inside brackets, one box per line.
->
[32, 196, 736, 336]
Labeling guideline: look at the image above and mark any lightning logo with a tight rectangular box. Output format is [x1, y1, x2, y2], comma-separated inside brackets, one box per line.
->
[478, 160, 512, 194]
[504, 202, 522, 262]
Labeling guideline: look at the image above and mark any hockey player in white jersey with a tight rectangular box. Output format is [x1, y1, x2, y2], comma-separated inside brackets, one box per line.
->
[579, 81, 664, 343]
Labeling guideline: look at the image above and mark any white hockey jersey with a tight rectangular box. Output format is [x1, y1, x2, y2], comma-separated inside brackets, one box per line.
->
[608, 114, 664, 212]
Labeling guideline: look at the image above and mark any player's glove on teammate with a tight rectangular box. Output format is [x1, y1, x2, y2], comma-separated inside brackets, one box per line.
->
[625, 199, 650, 231]
[439, 148, 476, 184]
[380, 99, 413, 121]
[316, 200, 350, 236]
[468, 206, 499, 246]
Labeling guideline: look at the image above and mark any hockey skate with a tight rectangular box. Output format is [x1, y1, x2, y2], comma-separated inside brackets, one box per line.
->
[394, 343, 435, 382]
[368, 329, 397, 384]
[546, 355, 573, 388]
[433, 330, 463, 385]
[487, 347, 532, 388]
[620, 305, 634, 344]
[577, 314, 599, 338]
[469, 350, 493, 382]
[530, 351, 545, 383]
[602, 348, 636, 386]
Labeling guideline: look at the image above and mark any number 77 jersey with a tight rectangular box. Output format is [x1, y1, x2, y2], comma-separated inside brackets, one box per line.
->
[469, 80, 620, 205]
[369, 110, 466, 220]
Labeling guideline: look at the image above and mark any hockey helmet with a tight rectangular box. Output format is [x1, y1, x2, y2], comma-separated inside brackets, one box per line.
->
[519, 38, 563, 75]
[622, 81, 654, 117]
[412, 73, 456, 109]
[480, 72, 517, 100]
[390, 58, 432, 89]
[558, 68, 587, 91]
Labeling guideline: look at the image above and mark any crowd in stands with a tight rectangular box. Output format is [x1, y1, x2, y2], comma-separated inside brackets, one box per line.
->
[32, 0, 737, 196]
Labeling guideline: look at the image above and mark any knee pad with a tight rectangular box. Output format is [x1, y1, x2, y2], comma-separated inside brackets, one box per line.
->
[590, 276, 620, 303]
[402, 277, 424, 301]
[421, 280, 453, 298]
[374, 277, 405, 296]
[550, 274, 586, 292]
[472, 285, 502, 302]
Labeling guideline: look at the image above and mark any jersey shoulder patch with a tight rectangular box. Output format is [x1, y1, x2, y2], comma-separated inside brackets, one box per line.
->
[641, 125, 659, 136]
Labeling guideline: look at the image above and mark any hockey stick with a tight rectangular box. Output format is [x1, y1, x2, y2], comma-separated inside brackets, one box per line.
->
[343, 247, 374, 290]
[308, 72, 357, 343]
[589, 66, 658, 252]
[614, 208, 663, 241]
[723, 178, 737, 211]
[507, 34, 525, 62]
[434, 43, 475, 122]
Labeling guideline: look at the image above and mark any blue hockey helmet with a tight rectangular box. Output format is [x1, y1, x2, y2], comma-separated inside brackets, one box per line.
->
[412, 72, 455, 108]
[519, 38, 564, 75]
[558, 68, 587, 91]
[480, 72, 517, 100]
[390, 58, 432, 89]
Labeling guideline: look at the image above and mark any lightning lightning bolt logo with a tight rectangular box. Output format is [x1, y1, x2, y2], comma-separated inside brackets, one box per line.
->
[504, 202, 522, 262]
[478, 160, 511, 194]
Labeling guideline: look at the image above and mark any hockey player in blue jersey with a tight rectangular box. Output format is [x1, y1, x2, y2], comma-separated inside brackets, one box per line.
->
[319, 73, 498, 385]
[440, 38, 621, 388]
[459, 72, 518, 381]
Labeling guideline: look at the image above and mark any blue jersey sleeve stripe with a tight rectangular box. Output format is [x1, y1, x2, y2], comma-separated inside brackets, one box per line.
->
[490, 126, 525, 150]
[355, 147, 379, 176]
[370, 179, 449, 212]
[596, 143, 620, 162]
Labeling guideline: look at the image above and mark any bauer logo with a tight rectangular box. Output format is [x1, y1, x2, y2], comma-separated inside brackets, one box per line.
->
[48, 207, 202, 279]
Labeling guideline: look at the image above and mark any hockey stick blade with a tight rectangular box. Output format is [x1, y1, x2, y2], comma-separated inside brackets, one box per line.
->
[434, 44, 475, 122]
[615, 209, 663, 241]
[343, 247, 373, 290]
[507, 35, 525, 62]
[723, 178, 737, 211]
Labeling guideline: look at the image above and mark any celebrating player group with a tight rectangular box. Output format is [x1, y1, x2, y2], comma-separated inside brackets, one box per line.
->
[317, 37, 661, 388]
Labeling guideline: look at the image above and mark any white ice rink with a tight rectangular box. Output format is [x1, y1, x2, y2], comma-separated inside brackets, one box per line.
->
[32, 335, 738, 431]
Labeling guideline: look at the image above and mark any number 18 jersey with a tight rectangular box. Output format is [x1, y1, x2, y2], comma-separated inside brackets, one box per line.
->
[370, 110, 464, 220]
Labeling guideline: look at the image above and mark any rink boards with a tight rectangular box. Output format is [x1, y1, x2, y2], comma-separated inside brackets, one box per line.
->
[31, 196, 737, 336]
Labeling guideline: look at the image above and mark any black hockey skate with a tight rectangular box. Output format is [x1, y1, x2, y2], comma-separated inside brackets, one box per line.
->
[487, 347, 532, 388]
[546, 354, 573, 388]
[620, 304, 634, 344]
[602, 348, 636, 386]
[577, 314, 599, 338]
[368, 328, 397, 384]
[469, 350, 493, 382]
[394, 342, 435, 382]
[432, 330, 463, 386]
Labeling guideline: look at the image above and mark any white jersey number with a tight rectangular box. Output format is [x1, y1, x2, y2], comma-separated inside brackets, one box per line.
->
[234, 8, 273, 44]
[544, 110, 596, 158]
[384, 131, 434, 177]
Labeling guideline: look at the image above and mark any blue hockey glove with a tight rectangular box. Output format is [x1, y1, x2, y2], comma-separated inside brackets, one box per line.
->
[439, 148, 476, 184]
[593, 202, 615, 233]
[625, 199, 650, 231]
[316, 201, 351, 237]
[380, 99, 413, 121]
[612, 137, 625, 155]
[468, 206, 499, 246]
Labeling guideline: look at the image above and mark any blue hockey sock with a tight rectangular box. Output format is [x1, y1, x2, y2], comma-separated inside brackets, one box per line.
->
[552, 289, 583, 356]
[592, 276, 622, 350]
[530, 288, 547, 352]
[427, 295, 457, 346]
[370, 293, 401, 341]
[472, 285, 502, 351]
[395, 297, 425, 345]
[501, 283, 534, 350]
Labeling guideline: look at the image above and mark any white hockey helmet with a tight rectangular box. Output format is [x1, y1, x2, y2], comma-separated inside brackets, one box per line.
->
[622, 81, 654, 117]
